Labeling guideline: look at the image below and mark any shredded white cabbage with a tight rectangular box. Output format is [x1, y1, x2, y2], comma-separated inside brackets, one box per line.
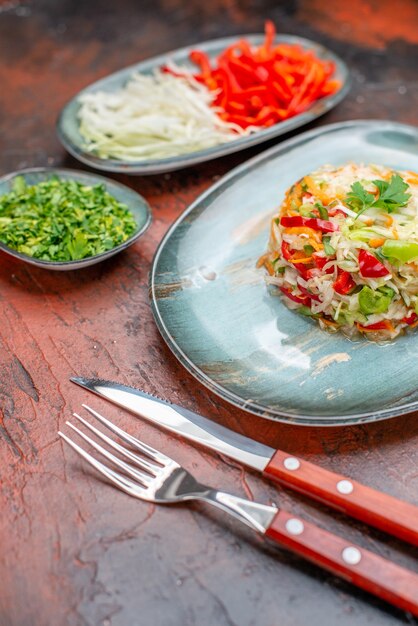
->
[77, 70, 253, 161]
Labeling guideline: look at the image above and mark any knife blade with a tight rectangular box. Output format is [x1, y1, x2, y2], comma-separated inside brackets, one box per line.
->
[71, 377, 274, 471]
[71, 376, 418, 546]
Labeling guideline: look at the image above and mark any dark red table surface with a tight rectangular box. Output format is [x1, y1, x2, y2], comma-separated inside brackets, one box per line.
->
[1, 1, 418, 625]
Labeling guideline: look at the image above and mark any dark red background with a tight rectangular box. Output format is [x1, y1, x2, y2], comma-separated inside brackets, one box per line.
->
[1, 1, 418, 625]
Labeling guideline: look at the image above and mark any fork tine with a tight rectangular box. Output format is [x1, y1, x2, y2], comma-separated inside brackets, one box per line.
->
[66, 421, 154, 487]
[82, 404, 170, 465]
[73, 412, 160, 475]
[58, 431, 149, 499]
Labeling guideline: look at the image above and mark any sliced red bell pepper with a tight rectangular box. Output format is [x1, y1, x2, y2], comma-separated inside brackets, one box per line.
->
[254, 105, 280, 126]
[358, 249, 390, 278]
[249, 95, 263, 110]
[287, 64, 316, 113]
[357, 320, 394, 332]
[306, 268, 321, 279]
[188, 21, 341, 131]
[227, 101, 247, 114]
[254, 66, 269, 82]
[235, 40, 252, 57]
[313, 253, 334, 273]
[271, 66, 293, 99]
[280, 215, 338, 233]
[221, 114, 257, 129]
[333, 270, 356, 295]
[217, 58, 242, 92]
[299, 284, 320, 302]
[403, 312, 418, 325]
[294, 265, 317, 280]
[263, 19, 276, 53]
[281, 242, 314, 278]
[271, 80, 291, 104]
[281, 241, 292, 261]
[189, 50, 212, 76]
[327, 208, 346, 218]
[279, 286, 310, 305]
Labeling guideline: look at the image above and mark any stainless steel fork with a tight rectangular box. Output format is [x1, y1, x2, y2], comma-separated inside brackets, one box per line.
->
[59, 405, 418, 617]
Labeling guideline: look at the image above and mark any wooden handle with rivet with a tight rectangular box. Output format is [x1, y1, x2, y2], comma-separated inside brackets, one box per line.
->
[266, 508, 418, 616]
[263, 449, 418, 546]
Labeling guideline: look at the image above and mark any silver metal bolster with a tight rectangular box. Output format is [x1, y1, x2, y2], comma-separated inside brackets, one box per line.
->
[199, 490, 278, 533]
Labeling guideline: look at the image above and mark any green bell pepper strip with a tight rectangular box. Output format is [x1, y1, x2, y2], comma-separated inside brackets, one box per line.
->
[358, 286, 394, 315]
[381, 240, 418, 263]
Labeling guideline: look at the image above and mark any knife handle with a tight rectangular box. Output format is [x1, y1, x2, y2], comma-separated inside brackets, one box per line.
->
[266, 509, 418, 616]
[263, 450, 418, 546]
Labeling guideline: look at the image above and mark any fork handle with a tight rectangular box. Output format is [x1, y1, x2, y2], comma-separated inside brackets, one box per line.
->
[264, 450, 418, 546]
[266, 509, 418, 616]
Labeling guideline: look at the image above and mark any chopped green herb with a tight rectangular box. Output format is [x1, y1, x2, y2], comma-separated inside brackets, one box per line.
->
[315, 201, 329, 220]
[345, 174, 411, 217]
[12, 175, 26, 195]
[277, 267, 285, 274]
[322, 236, 335, 256]
[303, 244, 315, 255]
[300, 181, 308, 192]
[0, 177, 137, 262]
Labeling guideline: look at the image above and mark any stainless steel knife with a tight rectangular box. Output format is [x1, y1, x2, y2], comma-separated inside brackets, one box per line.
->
[71, 377, 418, 546]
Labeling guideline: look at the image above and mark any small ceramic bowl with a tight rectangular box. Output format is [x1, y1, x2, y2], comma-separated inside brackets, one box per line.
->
[0, 167, 151, 270]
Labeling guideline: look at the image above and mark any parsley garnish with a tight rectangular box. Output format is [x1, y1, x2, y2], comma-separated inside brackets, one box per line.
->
[0, 177, 137, 261]
[372, 175, 411, 211]
[345, 174, 411, 217]
[345, 182, 374, 215]
[322, 236, 335, 256]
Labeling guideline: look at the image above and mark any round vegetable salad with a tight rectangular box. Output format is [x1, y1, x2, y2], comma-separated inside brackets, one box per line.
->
[259, 163, 418, 340]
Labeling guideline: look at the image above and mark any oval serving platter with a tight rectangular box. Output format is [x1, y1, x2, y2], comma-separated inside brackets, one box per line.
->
[57, 34, 350, 175]
[150, 120, 418, 426]
[0, 168, 151, 270]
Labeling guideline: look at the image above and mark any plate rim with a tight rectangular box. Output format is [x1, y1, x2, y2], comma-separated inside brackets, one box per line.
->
[0, 166, 152, 270]
[149, 119, 418, 426]
[56, 32, 350, 175]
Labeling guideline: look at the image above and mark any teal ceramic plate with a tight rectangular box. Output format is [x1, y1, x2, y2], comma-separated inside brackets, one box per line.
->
[0, 168, 151, 270]
[57, 34, 349, 175]
[150, 120, 418, 426]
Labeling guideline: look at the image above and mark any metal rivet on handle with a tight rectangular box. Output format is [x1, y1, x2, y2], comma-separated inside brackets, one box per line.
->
[284, 457, 300, 470]
[285, 518, 304, 536]
[337, 479, 354, 495]
[342, 546, 362, 565]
